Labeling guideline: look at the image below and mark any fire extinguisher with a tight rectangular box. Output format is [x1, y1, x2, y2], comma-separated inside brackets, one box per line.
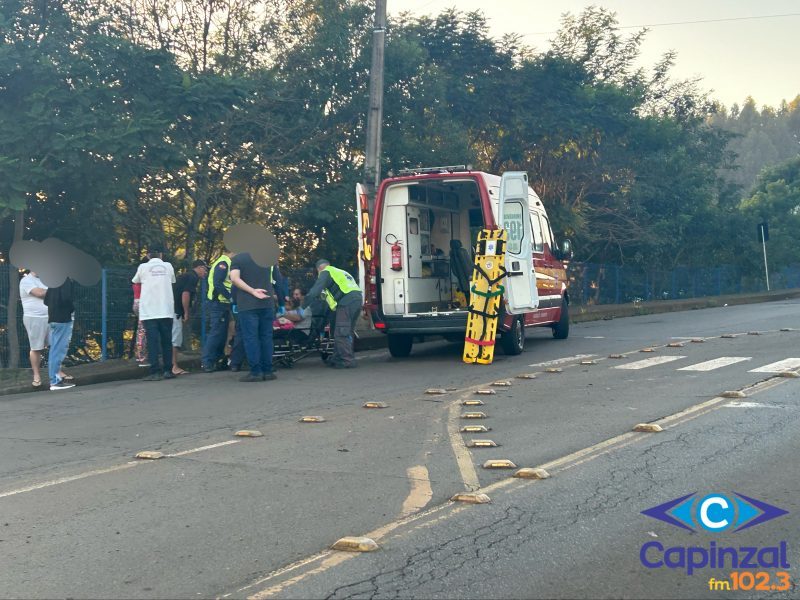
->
[387, 234, 403, 271]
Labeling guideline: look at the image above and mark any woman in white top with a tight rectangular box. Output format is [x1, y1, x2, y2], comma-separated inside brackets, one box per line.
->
[19, 271, 72, 388]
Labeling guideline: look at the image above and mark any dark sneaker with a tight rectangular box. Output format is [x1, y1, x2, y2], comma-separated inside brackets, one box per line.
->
[50, 381, 76, 391]
[239, 373, 263, 382]
[262, 372, 277, 381]
[329, 362, 356, 369]
[143, 373, 163, 381]
[229, 365, 242, 372]
[202, 365, 215, 373]
[163, 371, 176, 380]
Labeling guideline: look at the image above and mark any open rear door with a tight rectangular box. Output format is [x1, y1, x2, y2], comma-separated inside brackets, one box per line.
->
[355, 183, 371, 295]
[498, 172, 539, 313]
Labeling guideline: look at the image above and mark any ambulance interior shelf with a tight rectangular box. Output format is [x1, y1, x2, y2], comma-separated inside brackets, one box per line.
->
[380, 178, 482, 315]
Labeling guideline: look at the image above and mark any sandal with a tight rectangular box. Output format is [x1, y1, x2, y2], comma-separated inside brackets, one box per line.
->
[32, 379, 41, 388]
[172, 369, 189, 376]
[60, 373, 74, 381]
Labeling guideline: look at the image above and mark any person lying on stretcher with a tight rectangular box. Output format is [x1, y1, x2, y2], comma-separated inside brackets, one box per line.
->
[281, 297, 332, 348]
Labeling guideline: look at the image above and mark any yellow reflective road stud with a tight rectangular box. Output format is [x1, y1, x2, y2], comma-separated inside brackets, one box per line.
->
[463, 229, 507, 365]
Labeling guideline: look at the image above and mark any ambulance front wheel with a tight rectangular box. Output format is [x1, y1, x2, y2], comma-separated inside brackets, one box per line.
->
[388, 334, 413, 358]
[552, 299, 570, 339]
[501, 317, 525, 355]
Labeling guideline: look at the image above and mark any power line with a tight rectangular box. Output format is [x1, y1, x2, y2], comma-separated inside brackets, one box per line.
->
[523, 12, 800, 37]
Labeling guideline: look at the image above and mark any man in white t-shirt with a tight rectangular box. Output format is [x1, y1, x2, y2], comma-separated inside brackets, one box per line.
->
[131, 250, 176, 381]
[19, 271, 50, 387]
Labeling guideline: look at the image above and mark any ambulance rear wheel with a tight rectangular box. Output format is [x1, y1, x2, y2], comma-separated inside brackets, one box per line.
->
[501, 317, 525, 355]
[552, 299, 570, 339]
[388, 334, 413, 358]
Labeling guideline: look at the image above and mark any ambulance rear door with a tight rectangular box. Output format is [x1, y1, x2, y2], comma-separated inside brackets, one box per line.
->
[497, 172, 539, 313]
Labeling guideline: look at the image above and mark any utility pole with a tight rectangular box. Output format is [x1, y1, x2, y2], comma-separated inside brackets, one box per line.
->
[759, 221, 770, 291]
[363, 0, 387, 204]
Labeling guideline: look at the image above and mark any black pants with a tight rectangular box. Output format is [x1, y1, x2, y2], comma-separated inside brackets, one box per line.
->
[143, 318, 173, 375]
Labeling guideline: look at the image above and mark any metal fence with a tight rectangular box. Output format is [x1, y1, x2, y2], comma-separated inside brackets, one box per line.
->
[568, 263, 800, 305]
[0, 266, 318, 369]
[1, 263, 797, 368]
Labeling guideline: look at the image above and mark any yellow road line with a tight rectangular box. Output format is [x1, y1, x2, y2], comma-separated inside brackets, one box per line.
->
[446, 397, 480, 491]
[400, 465, 433, 518]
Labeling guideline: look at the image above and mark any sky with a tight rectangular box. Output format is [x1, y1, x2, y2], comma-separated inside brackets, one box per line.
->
[390, 0, 800, 109]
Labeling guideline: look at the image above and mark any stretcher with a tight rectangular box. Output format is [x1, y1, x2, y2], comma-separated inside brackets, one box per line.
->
[463, 228, 507, 365]
[272, 312, 335, 368]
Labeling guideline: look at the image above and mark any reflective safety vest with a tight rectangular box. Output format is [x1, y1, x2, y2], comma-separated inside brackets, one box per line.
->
[206, 255, 232, 303]
[321, 266, 360, 310]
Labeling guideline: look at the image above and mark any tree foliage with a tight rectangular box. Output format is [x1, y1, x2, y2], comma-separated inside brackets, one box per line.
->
[711, 96, 800, 195]
[1, 0, 798, 278]
[741, 156, 800, 269]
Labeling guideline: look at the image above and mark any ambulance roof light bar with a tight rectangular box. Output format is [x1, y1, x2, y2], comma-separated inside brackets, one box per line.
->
[395, 164, 473, 176]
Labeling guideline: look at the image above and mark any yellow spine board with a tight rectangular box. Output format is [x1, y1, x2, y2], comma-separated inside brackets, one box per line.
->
[463, 229, 507, 365]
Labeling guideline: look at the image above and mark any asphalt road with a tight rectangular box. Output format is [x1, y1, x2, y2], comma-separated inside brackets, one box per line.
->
[0, 299, 798, 599]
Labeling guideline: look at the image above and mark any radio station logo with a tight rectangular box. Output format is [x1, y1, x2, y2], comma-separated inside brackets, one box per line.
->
[639, 492, 791, 583]
[642, 492, 788, 533]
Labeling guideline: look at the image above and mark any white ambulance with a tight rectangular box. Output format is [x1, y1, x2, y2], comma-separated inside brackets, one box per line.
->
[356, 166, 572, 357]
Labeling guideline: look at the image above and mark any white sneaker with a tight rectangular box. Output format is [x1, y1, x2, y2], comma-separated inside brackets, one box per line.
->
[50, 381, 76, 391]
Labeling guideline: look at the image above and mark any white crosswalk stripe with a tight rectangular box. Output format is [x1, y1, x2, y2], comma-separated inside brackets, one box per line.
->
[749, 358, 800, 373]
[677, 357, 752, 372]
[529, 354, 595, 367]
[613, 356, 685, 370]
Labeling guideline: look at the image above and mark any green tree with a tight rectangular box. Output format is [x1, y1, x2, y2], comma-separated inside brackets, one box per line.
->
[741, 156, 800, 272]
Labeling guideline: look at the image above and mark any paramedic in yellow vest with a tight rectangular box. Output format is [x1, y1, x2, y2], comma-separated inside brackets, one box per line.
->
[301, 259, 363, 368]
[201, 249, 236, 372]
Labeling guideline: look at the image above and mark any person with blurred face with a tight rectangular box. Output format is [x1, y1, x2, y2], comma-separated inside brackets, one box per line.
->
[20, 270, 73, 387]
[229, 253, 287, 382]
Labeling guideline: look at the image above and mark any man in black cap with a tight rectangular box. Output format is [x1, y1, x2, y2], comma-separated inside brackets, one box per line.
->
[302, 259, 362, 368]
[171, 259, 208, 374]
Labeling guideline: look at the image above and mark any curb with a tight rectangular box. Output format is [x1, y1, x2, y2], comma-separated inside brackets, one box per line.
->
[570, 288, 800, 323]
[0, 357, 204, 398]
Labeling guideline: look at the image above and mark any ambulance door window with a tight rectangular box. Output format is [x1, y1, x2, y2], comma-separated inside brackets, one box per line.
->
[503, 201, 525, 255]
[530, 213, 544, 253]
[541, 215, 554, 251]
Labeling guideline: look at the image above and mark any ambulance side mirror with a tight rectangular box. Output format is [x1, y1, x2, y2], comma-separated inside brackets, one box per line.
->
[555, 239, 573, 261]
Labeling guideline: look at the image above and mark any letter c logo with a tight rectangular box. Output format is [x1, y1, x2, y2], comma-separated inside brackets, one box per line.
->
[699, 494, 733, 531]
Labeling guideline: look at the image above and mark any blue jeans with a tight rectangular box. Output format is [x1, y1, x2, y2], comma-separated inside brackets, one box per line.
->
[48, 321, 74, 386]
[238, 308, 274, 376]
[202, 301, 231, 368]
